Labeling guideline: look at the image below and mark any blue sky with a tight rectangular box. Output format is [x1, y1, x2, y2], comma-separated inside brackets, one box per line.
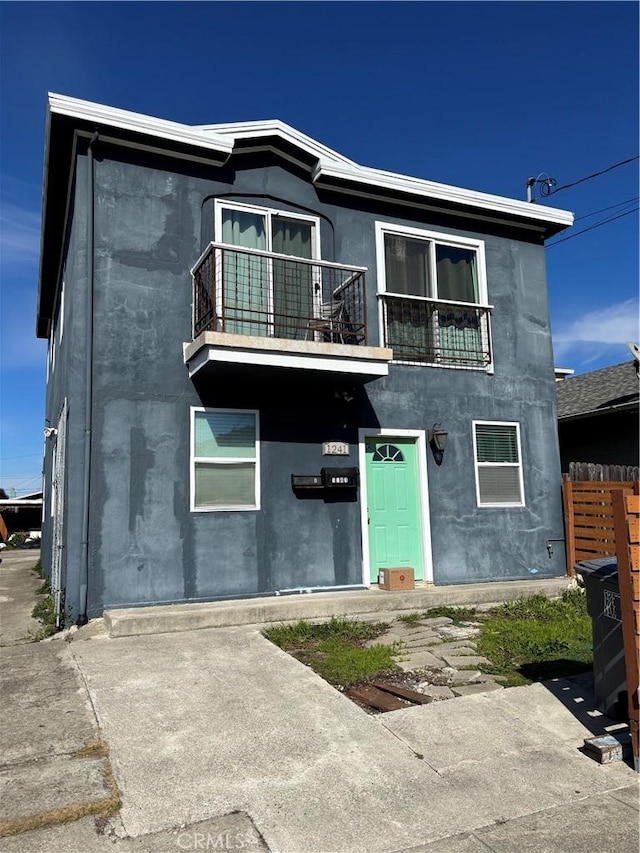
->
[1, 1, 638, 495]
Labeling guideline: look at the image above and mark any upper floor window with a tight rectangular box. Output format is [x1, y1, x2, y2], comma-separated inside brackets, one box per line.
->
[193, 201, 367, 346]
[375, 223, 492, 368]
[213, 201, 320, 339]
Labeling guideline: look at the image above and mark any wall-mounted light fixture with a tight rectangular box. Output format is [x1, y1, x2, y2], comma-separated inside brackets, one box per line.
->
[428, 424, 448, 454]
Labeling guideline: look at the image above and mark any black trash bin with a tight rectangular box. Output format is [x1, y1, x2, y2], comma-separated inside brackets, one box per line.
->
[576, 558, 627, 720]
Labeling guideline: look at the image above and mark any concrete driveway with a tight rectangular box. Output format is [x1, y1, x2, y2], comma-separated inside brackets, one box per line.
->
[68, 622, 638, 853]
[1, 549, 637, 852]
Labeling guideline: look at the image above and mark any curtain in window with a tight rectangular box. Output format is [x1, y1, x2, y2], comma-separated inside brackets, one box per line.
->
[436, 246, 482, 364]
[272, 217, 313, 340]
[384, 235, 435, 358]
[384, 234, 430, 297]
[222, 210, 268, 336]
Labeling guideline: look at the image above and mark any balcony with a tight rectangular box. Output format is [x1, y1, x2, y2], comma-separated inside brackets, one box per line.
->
[184, 243, 392, 381]
[379, 294, 493, 368]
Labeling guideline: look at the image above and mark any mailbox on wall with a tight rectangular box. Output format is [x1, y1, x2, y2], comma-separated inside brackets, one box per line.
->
[321, 467, 359, 488]
[291, 474, 323, 489]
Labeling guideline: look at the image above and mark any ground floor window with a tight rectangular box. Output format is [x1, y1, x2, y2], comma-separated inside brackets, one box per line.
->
[190, 408, 260, 511]
[473, 421, 524, 507]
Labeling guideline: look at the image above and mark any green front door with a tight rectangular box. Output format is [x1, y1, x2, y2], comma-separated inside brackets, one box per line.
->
[365, 437, 423, 583]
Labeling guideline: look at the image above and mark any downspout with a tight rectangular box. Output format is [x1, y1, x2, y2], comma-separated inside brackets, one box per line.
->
[78, 131, 99, 626]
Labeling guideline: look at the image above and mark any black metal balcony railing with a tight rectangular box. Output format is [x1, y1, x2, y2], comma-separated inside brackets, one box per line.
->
[192, 243, 367, 345]
[380, 294, 492, 367]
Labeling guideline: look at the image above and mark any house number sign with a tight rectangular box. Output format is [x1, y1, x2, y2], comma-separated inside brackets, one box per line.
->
[322, 441, 349, 456]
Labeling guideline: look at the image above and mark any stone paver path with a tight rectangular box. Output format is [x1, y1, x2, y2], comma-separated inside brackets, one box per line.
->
[367, 616, 506, 699]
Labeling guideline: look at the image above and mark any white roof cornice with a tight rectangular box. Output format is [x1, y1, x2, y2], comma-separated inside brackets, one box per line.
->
[48, 93, 234, 156]
[47, 95, 573, 230]
[195, 119, 359, 169]
[313, 162, 575, 228]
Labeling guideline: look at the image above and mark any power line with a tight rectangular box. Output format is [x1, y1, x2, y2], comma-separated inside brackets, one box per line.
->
[574, 196, 640, 222]
[546, 207, 638, 249]
[0, 454, 42, 462]
[0, 472, 43, 479]
[543, 155, 639, 197]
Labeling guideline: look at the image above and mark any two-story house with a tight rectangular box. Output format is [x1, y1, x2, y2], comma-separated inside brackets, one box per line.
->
[37, 95, 573, 625]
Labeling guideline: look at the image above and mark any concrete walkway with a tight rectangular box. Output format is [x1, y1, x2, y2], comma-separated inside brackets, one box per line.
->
[365, 617, 505, 700]
[0, 549, 44, 645]
[1, 552, 638, 852]
[47, 624, 640, 851]
[0, 550, 117, 841]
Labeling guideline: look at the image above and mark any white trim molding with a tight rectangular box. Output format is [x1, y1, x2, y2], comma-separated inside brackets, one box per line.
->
[48, 93, 233, 156]
[46, 95, 574, 235]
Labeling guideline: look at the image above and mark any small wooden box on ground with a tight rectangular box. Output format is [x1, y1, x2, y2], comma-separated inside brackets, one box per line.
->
[378, 568, 415, 591]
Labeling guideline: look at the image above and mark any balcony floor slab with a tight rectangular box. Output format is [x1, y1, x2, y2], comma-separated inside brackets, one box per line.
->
[184, 331, 392, 379]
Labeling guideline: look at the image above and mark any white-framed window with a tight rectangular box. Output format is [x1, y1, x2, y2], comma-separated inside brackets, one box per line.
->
[214, 200, 320, 258]
[375, 222, 492, 368]
[213, 200, 321, 338]
[473, 421, 525, 508]
[190, 407, 260, 511]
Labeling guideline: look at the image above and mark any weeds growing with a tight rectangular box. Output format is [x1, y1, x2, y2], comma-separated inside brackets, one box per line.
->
[476, 589, 592, 685]
[264, 590, 593, 693]
[31, 580, 58, 639]
[264, 616, 399, 687]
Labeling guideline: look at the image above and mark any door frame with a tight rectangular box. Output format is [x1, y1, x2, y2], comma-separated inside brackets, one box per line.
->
[358, 428, 433, 586]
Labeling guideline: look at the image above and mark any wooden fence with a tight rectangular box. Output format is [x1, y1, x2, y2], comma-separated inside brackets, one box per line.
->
[612, 489, 640, 771]
[568, 462, 640, 482]
[562, 475, 639, 575]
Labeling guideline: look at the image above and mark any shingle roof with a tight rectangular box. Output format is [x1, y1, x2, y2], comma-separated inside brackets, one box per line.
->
[556, 361, 639, 419]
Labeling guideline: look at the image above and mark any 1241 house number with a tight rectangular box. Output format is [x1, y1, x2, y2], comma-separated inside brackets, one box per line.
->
[322, 441, 349, 456]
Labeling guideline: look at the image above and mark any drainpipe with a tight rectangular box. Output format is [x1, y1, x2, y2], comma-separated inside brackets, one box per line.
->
[77, 131, 99, 626]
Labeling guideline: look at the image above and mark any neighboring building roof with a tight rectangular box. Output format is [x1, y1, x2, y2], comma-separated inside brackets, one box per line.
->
[556, 361, 640, 420]
[37, 94, 574, 337]
[15, 491, 43, 501]
[554, 367, 575, 381]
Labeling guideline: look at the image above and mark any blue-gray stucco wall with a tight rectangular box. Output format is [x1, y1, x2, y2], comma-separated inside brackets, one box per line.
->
[41, 158, 91, 623]
[46, 145, 566, 620]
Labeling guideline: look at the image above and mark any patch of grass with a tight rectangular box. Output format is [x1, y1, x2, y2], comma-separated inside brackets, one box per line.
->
[264, 616, 387, 649]
[4, 532, 28, 550]
[73, 735, 108, 759]
[264, 616, 399, 688]
[313, 639, 399, 687]
[396, 612, 424, 626]
[31, 581, 58, 639]
[477, 590, 592, 686]
[422, 605, 478, 625]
